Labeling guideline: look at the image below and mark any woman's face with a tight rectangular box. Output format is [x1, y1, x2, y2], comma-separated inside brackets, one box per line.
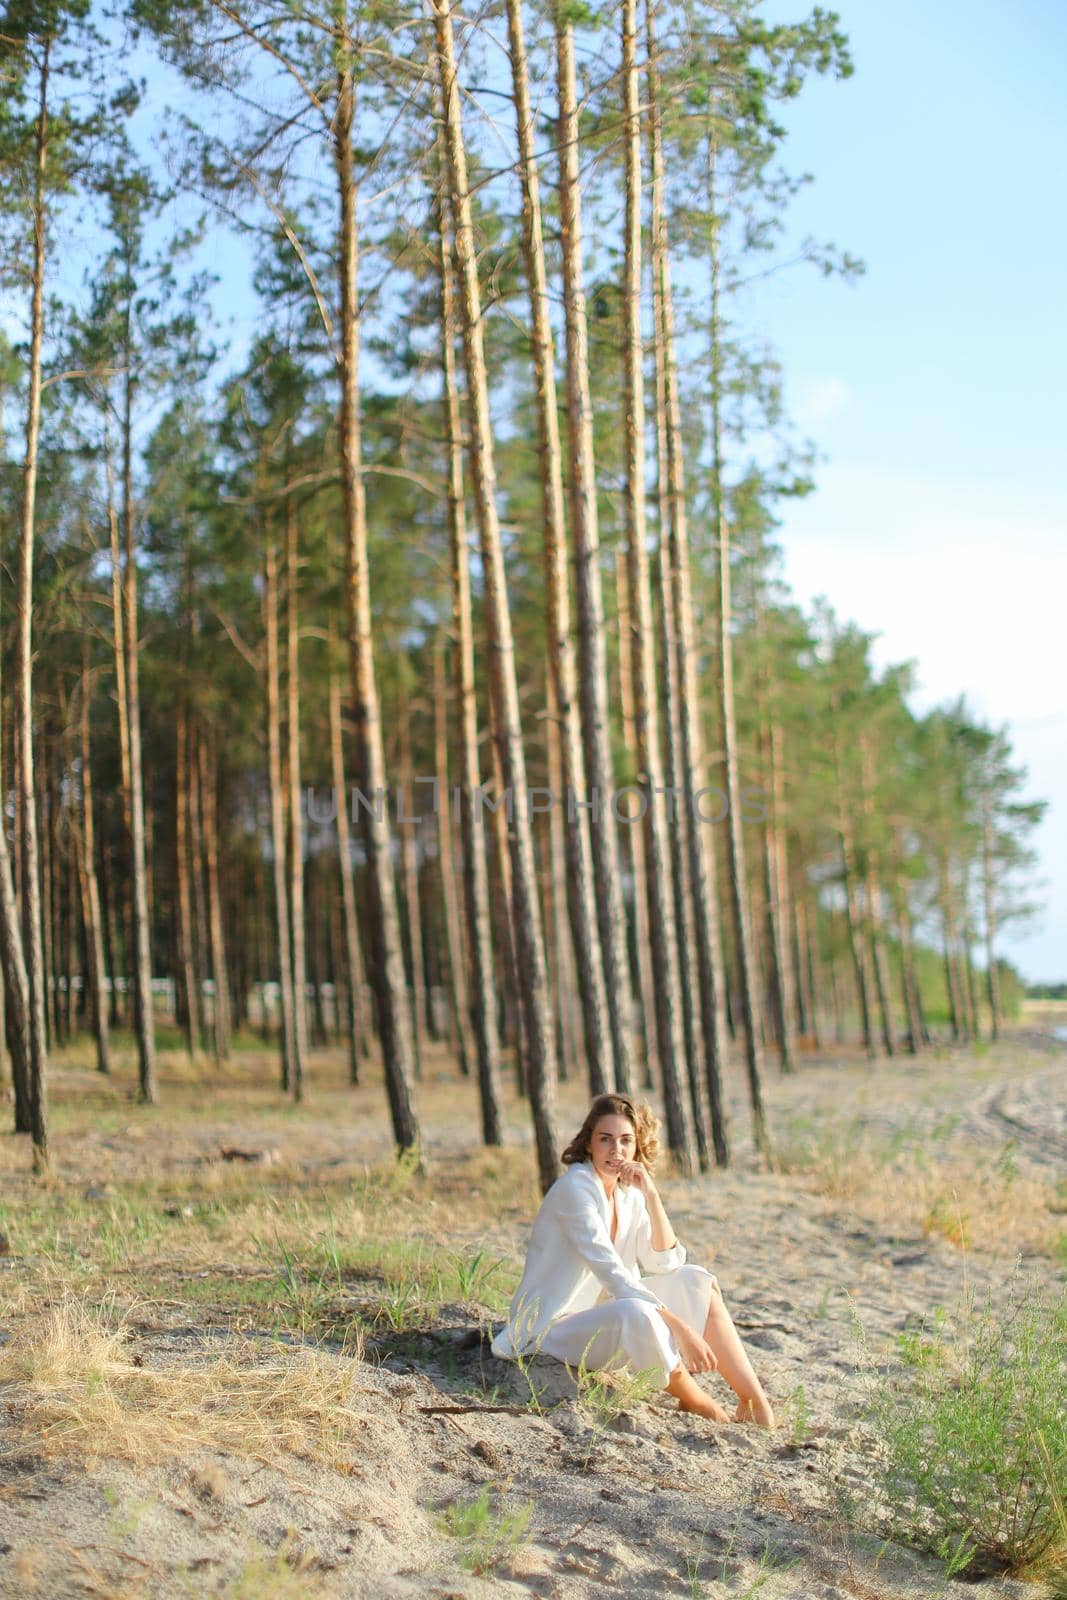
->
[586, 1114, 637, 1181]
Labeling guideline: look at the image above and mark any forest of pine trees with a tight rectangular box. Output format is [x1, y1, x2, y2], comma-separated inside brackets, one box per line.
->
[0, 0, 1045, 1180]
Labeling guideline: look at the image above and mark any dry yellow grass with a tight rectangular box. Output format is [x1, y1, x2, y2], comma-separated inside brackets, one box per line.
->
[0, 1297, 366, 1469]
[775, 1135, 1062, 1256]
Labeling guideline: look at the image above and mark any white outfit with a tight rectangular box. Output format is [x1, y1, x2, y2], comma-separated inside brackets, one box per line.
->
[491, 1161, 718, 1385]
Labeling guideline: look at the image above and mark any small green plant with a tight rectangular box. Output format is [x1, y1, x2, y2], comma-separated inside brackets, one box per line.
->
[864, 1279, 1067, 1579]
[102, 1486, 153, 1541]
[436, 1484, 533, 1576]
[786, 1383, 810, 1445]
[813, 1284, 834, 1320]
[449, 1248, 506, 1305]
[574, 1356, 661, 1432]
[736, 1536, 800, 1598]
[683, 1521, 712, 1597]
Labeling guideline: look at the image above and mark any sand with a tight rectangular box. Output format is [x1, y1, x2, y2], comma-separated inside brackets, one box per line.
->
[0, 1024, 1063, 1599]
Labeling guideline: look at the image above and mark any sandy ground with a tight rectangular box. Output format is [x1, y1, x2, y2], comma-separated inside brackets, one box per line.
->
[0, 1019, 1063, 1599]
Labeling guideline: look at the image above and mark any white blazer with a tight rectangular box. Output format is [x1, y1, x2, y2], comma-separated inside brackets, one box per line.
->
[491, 1160, 687, 1359]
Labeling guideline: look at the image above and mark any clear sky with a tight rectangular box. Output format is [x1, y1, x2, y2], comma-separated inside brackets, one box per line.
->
[748, 0, 1067, 982]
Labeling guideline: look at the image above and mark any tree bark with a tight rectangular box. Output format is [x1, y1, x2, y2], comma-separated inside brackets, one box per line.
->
[333, 18, 419, 1150]
[649, 19, 729, 1161]
[397, 699, 426, 1080]
[840, 817, 876, 1057]
[622, 0, 693, 1170]
[264, 534, 298, 1092]
[555, 10, 637, 1094]
[175, 687, 201, 1057]
[652, 271, 706, 1166]
[76, 648, 109, 1075]
[39, 749, 55, 1050]
[505, 0, 612, 1098]
[121, 336, 158, 1104]
[435, 173, 503, 1144]
[707, 130, 767, 1156]
[760, 719, 796, 1074]
[892, 870, 924, 1056]
[284, 495, 309, 1098]
[981, 808, 1001, 1041]
[0, 674, 32, 1128]
[200, 729, 231, 1062]
[615, 555, 657, 1092]
[328, 650, 368, 1083]
[15, 41, 53, 1164]
[433, 639, 474, 1080]
[433, 0, 559, 1189]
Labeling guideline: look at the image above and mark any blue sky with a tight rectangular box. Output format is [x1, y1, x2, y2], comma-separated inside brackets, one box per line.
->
[749, 0, 1067, 982]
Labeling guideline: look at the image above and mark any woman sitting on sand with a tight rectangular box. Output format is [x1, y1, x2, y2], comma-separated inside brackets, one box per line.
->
[491, 1094, 775, 1426]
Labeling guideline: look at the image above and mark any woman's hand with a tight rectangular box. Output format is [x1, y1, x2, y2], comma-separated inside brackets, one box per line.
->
[616, 1159, 654, 1195]
[673, 1322, 718, 1376]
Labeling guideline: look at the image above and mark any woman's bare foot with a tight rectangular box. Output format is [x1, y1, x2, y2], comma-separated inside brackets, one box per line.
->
[677, 1391, 732, 1423]
[667, 1364, 732, 1421]
[733, 1395, 776, 1428]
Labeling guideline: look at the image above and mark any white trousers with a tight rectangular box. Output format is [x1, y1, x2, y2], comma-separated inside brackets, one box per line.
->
[538, 1264, 719, 1385]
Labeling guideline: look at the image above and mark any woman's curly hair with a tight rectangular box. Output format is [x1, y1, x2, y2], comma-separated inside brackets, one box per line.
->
[560, 1094, 662, 1173]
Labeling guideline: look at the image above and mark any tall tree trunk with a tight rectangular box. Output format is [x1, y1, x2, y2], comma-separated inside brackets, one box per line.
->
[328, 650, 368, 1083]
[760, 719, 797, 1074]
[0, 812, 32, 1133]
[652, 277, 706, 1165]
[306, 855, 329, 1047]
[505, 0, 613, 1098]
[840, 817, 876, 1058]
[187, 712, 210, 1053]
[39, 751, 55, 1049]
[940, 859, 966, 1042]
[545, 671, 577, 1083]
[0, 674, 32, 1126]
[616, 555, 657, 1092]
[797, 896, 823, 1049]
[15, 42, 52, 1164]
[334, 17, 419, 1151]
[264, 535, 298, 1092]
[707, 131, 767, 1156]
[433, 640, 474, 1080]
[435, 177, 503, 1145]
[961, 910, 980, 1041]
[860, 739, 894, 1055]
[892, 870, 924, 1056]
[648, 18, 730, 1160]
[121, 357, 157, 1104]
[99, 820, 121, 1029]
[433, 0, 559, 1189]
[866, 871, 896, 1055]
[397, 701, 426, 1080]
[284, 497, 309, 1098]
[981, 808, 1001, 1041]
[175, 689, 201, 1057]
[829, 940, 846, 1043]
[555, 10, 637, 1094]
[76, 648, 109, 1075]
[622, 0, 693, 1169]
[200, 730, 231, 1062]
[64, 791, 79, 1042]
[489, 732, 525, 1088]
[791, 892, 810, 1039]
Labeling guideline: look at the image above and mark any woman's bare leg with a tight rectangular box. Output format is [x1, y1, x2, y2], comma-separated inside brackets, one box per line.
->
[666, 1363, 732, 1422]
[703, 1286, 775, 1427]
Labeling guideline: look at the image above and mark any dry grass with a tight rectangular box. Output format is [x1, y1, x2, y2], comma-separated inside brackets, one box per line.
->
[773, 1128, 1063, 1257]
[0, 1297, 367, 1468]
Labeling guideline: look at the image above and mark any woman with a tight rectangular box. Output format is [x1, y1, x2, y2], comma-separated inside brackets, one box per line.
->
[492, 1093, 775, 1426]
